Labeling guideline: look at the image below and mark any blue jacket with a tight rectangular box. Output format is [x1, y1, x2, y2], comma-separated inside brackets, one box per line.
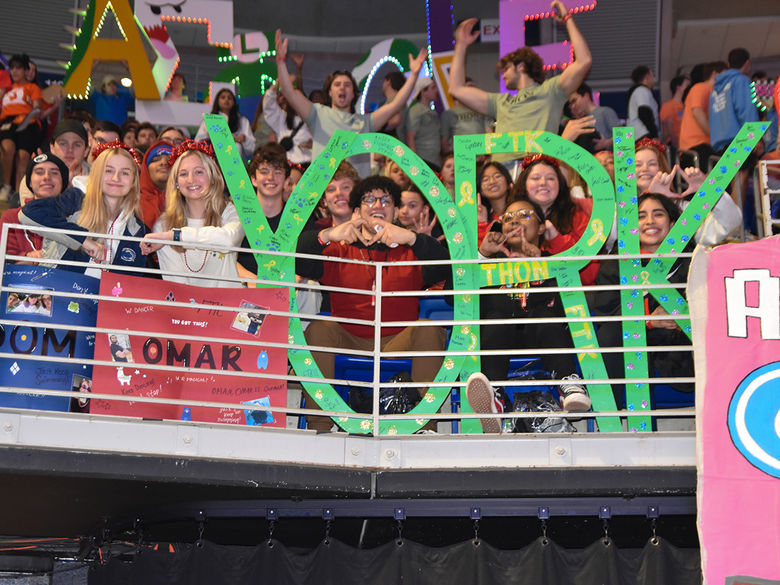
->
[18, 187, 149, 274]
[709, 68, 758, 151]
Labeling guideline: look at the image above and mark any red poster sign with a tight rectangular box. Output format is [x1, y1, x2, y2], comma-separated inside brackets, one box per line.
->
[91, 274, 288, 427]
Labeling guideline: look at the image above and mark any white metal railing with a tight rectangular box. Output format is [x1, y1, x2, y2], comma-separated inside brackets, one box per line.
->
[754, 159, 780, 238]
[0, 222, 697, 435]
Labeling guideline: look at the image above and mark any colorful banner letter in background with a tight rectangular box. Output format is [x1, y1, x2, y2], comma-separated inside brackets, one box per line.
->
[63, 0, 161, 100]
[0, 266, 98, 412]
[691, 236, 780, 584]
[90, 274, 288, 426]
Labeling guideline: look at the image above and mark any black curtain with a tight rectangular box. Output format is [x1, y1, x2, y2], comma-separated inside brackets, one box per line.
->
[89, 536, 701, 585]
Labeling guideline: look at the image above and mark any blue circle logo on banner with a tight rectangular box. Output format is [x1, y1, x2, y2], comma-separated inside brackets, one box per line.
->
[727, 361, 780, 479]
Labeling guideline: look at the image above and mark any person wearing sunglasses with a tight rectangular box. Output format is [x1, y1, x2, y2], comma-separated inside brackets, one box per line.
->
[296, 175, 450, 431]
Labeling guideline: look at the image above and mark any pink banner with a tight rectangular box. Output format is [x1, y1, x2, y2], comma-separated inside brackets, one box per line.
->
[91, 274, 288, 427]
[692, 236, 780, 584]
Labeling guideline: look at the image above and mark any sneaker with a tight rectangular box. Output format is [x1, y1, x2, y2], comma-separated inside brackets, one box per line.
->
[465, 372, 503, 434]
[0, 184, 10, 202]
[560, 374, 592, 412]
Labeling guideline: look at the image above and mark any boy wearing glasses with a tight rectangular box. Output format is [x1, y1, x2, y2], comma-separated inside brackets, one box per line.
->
[467, 197, 591, 433]
[296, 176, 450, 431]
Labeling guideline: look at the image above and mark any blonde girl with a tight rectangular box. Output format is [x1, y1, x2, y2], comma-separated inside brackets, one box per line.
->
[140, 140, 244, 288]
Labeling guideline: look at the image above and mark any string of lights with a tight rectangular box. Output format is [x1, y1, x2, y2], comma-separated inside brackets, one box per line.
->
[358, 55, 404, 115]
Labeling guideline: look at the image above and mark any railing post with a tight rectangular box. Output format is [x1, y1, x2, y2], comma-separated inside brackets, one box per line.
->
[372, 259, 384, 437]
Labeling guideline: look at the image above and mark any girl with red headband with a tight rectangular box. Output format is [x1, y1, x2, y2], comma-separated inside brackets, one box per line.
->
[19, 141, 149, 276]
[140, 140, 244, 288]
[512, 153, 599, 284]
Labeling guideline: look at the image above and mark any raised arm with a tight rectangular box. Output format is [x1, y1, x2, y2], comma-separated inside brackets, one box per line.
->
[275, 29, 313, 121]
[371, 49, 428, 129]
[449, 18, 489, 115]
[553, 1, 593, 95]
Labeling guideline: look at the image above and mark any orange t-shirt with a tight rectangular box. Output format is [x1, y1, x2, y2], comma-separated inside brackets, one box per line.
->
[660, 99, 684, 145]
[0, 82, 42, 124]
[679, 81, 712, 150]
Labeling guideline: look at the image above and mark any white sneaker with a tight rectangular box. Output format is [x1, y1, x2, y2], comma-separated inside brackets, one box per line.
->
[465, 372, 503, 434]
[0, 184, 10, 202]
[560, 374, 592, 412]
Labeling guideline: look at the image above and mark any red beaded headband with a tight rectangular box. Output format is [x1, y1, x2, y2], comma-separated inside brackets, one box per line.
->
[521, 153, 560, 170]
[91, 140, 142, 166]
[168, 139, 216, 167]
[635, 137, 667, 154]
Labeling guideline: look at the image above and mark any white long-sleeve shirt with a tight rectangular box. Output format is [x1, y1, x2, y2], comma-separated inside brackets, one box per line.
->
[263, 88, 312, 164]
[154, 203, 245, 288]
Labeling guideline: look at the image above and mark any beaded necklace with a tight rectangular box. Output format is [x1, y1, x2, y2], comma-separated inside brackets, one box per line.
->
[183, 249, 208, 272]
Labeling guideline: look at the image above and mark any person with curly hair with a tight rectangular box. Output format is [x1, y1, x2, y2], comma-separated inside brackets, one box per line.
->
[449, 1, 592, 178]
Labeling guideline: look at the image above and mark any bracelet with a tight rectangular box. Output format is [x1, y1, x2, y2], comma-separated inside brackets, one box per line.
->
[172, 229, 181, 242]
[561, 12, 572, 23]
[275, 57, 285, 62]
[317, 230, 330, 246]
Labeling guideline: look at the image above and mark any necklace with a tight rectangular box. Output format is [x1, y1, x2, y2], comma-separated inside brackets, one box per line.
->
[359, 246, 389, 307]
[184, 249, 208, 272]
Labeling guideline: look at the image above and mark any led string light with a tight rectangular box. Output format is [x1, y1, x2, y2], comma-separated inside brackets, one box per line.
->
[750, 80, 775, 112]
[94, 1, 128, 40]
[424, 0, 433, 77]
[542, 41, 573, 71]
[217, 48, 276, 63]
[160, 15, 232, 48]
[524, 1, 596, 21]
[255, 74, 275, 97]
[67, 77, 93, 101]
[358, 55, 403, 115]
[450, 0, 455, 48]
[164, 56, 181, 92]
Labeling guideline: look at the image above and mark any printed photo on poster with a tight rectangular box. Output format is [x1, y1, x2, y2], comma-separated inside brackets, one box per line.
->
[231, 301, 268, 336]
[243, 396, 274, 426]
[71, 374, 91, 409]
[6, 289, 54, 317]
[108, 333, 134, 363]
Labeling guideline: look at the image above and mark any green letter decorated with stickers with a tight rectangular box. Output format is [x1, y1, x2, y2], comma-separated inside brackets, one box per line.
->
[206, 112, 767, 434]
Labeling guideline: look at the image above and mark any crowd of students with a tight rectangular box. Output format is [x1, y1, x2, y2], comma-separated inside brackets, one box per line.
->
[1, 0, 774, 432]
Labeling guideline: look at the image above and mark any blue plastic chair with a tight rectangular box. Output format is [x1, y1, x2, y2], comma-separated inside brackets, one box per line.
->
[418, 296, 454, 321]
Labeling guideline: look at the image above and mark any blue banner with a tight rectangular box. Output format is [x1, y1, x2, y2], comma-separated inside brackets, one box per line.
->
[0, 266, 98, 411]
